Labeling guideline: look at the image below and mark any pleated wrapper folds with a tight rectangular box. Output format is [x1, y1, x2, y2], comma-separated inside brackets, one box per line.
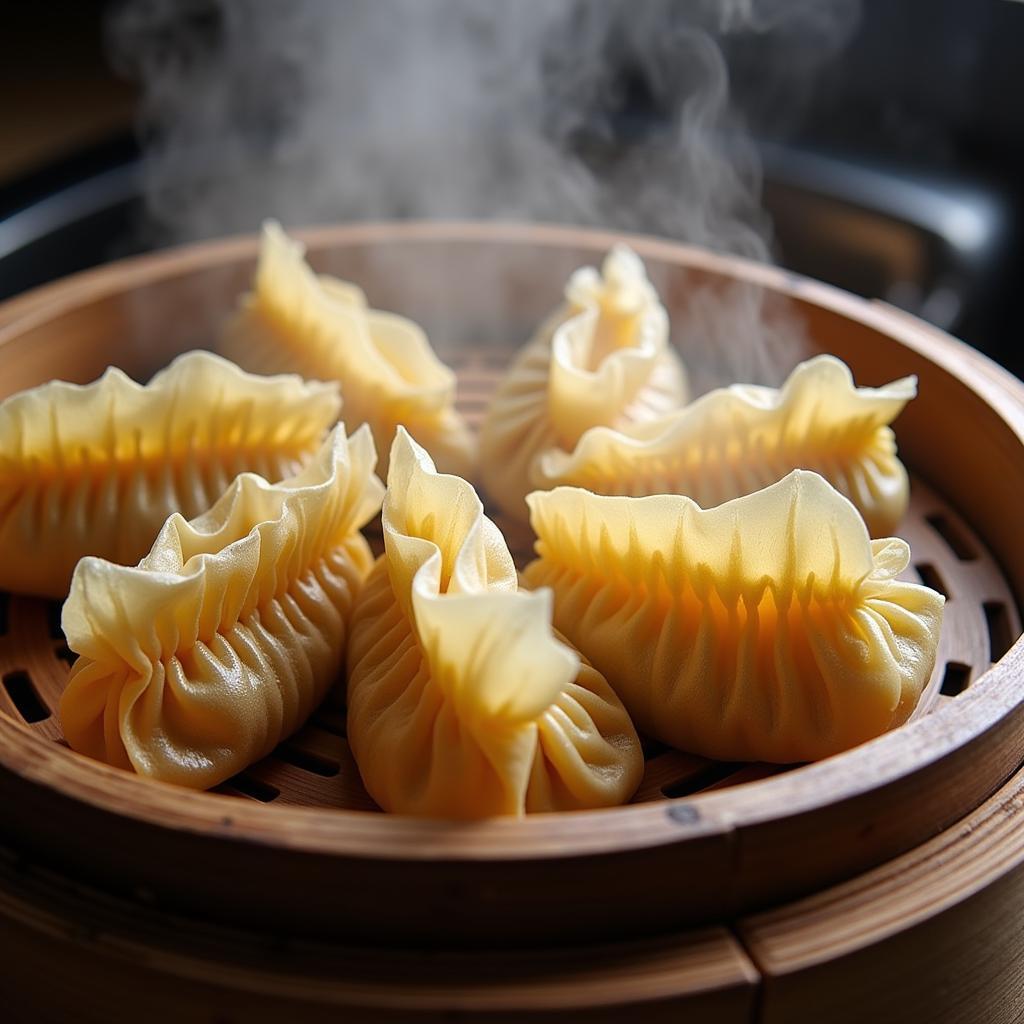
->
[0, 349, 341, 598]
[536, 354, 915, 536]
[479, 245, 688, 519]
[524, 471, 945, 763]
[221, 221, 475, 478]
[59, 424, 383, 789]
[346, 429, 643, 817]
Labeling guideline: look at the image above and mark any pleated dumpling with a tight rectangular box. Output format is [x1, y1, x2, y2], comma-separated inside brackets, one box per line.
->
[536, 355, 915, 536]
[346, 429, 643, 818]
[59, 424, 383, 789]
[221, 221, 475, 478]
[479, 246, 688, 519]
[0, 350, 341, 598]
[524, 472, 944, 764]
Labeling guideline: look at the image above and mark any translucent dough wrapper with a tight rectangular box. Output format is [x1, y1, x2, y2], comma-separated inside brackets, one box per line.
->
[0, 350, 341, 598]
[346, 429, 643, 817]
[524, 471, 945, 763]
[536, 354, 915, 536]
[59, 424, 384, 789]
[221, 221, 475, 478]
[479, 246, 688, 519]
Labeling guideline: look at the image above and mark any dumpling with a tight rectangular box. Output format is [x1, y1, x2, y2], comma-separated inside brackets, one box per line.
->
[535, 354, 915, 536]
[479, 245, 688, 519]
[221, 221, 475, 478]
[523, 471, 944, 763]
[0, 349, 341, 598]
[59, 424, 384, 789]
[346, 428, 643, 818]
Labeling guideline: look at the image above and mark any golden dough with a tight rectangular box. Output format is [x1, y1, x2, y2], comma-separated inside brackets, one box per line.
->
[479, 246, 688, 519]
[524, 471, 944, 763]
[59, 424, 383, 789]
[536, 354, 914, 536]
[346, 429, 643, 817]
[0, 350, 340, 598]
[221, 221, 475, 477]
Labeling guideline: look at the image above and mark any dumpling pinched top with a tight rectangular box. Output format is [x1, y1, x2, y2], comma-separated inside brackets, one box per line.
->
[536, 355, 915, 536]
[59, 424, 383, 789]
[221, 221, 475, 478]
[346, 429, 643, 818]
[0, 350, 340, 598]
[524, 471, 945, 764]
[479, 246, 688, 519]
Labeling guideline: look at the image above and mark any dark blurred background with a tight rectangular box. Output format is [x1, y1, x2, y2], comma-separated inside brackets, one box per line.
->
[1, 0, 1022, 378]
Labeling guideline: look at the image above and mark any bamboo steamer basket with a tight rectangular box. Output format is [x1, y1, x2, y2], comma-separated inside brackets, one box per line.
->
[0, 222, 1022, 1022]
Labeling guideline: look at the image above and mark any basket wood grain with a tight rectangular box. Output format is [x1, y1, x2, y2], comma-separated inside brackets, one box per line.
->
[0, 224, 1022, 1007]
[6, 747, 1024, 1021]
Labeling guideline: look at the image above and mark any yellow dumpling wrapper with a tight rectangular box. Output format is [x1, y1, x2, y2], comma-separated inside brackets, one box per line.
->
[221, 221, 475, 478]
[479, 245, 688, 519]
[0, 349, 341, 598]
[524, 471, 944, 763]
[346, 428, 643, 818]
[536, 354, 914, 536]
[59, 424, 383, 789]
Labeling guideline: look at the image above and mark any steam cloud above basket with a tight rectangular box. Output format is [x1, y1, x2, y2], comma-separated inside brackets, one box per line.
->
[109, 0, 860, 387]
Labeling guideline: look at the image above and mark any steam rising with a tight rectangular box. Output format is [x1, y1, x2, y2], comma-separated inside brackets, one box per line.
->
[109, 0, 860, 387]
